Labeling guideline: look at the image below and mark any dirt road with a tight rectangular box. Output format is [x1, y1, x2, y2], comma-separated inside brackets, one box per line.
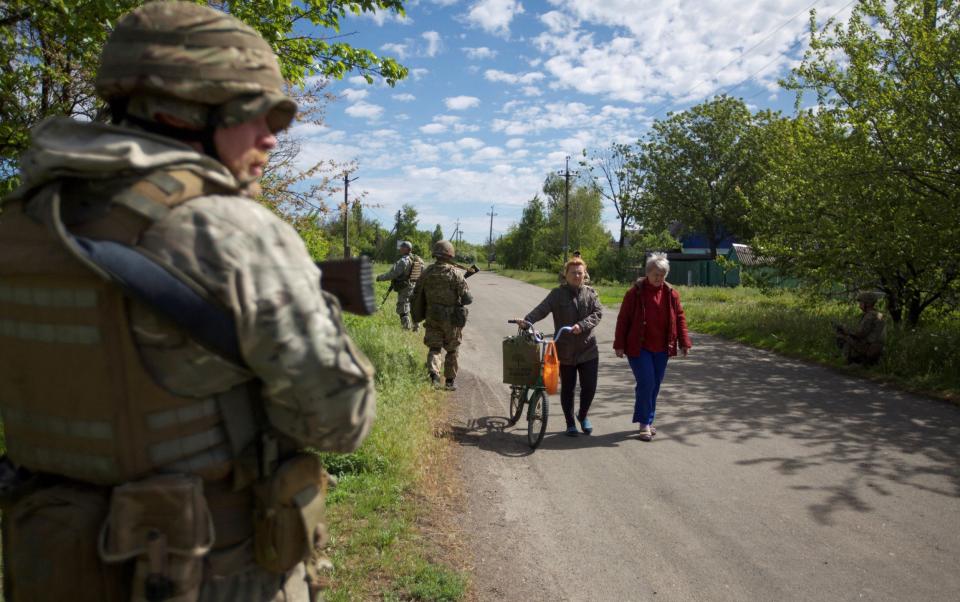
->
[448, 271, 960, 601]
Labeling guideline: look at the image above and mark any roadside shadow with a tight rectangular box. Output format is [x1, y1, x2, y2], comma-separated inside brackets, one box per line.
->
[589, 333, 960, 525]
[449, 415, 534, 458]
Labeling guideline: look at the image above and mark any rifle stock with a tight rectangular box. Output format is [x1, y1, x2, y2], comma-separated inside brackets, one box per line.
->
[316, 257, 377, 316]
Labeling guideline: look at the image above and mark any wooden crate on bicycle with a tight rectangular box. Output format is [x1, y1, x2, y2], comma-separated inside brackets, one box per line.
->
[502, 334, 540, 385]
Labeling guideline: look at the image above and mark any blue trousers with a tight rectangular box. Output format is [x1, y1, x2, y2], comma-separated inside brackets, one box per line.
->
[628, 350, 669, 425]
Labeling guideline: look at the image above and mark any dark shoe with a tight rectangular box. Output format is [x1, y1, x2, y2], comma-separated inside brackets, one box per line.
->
[566, 425, 579, 437]
[445, 378, 457, 391]
[577, 416, 593, 435]
[429, 373, 441, 387]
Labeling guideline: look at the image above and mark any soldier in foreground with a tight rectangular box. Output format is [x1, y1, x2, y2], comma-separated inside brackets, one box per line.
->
[411, 241, 473, 390]
[0, 2, 374, 601]
[835, 291, 887, 366]
[376, 240, 422, 331]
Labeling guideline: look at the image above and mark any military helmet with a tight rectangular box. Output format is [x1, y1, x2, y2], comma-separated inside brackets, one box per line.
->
[96, 1, 296, 133]
[432, 240, 455, 259]
[397, 240, 413, 250]
[856, 291, 883, 305]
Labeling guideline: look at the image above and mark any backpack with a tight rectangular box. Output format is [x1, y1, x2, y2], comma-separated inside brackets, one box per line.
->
[407, 254, 424, 283]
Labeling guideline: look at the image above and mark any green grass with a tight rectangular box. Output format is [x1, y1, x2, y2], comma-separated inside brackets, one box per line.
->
[498, 268, 960, 400]
[320, 277, 467, 601]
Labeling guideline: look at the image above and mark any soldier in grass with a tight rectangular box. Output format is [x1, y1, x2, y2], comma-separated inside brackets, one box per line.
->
[835, 291, 887, 366]
[0, 3, 374, 600]
[411, 240, 473, 390]
[376, 240, 423, 331]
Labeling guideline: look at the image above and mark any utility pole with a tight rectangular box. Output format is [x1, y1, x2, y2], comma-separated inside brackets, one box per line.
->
[342, 171, 358, 258]
[556, 156, 578, 262]
[486, 205, 497, 269]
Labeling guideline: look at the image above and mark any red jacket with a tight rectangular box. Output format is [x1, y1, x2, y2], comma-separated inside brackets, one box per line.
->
[613, 278, 692, 357]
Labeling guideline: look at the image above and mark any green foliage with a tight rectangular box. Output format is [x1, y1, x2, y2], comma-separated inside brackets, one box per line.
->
[638, 95, 767, 256]
[0, 0, 408, 192]
[320, 280, 466, 599]
[496, 195, 547, 269]
[758, 0, 960, 326]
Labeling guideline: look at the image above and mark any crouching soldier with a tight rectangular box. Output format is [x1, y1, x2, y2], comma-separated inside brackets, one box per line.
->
[411, 241, 472, 390]
[0, 3, 375, 600]
[835, 291, 887, 366]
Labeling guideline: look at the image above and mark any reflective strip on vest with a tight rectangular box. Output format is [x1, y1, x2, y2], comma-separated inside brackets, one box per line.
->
[7, 440, 118, 482]
[0, 281, 97, 308]
[0, 319, 100, 344]
[148, 426, 227, 465]
[2, 407, 114, 440]
[146, 398, 218, 431]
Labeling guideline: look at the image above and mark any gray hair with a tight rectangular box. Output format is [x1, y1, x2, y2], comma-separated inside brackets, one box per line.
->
[645, 252, 670, 275]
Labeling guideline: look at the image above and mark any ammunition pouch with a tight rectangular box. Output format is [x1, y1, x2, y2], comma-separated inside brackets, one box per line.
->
[452, 305, 468, 328]
[99, 474, 214, 602]
[252, 453, 328, 574]
[4, 482, 129, 602]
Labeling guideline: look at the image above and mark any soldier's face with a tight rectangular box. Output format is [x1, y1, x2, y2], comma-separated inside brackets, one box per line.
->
[214, 114, 277, 196]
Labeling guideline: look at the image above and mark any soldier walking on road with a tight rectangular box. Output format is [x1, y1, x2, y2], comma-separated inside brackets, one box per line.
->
[376, 240, 422, 331]
[835, 291, 887, 366]
[0, 3, 375, 601]
[411, 241, 473, 390]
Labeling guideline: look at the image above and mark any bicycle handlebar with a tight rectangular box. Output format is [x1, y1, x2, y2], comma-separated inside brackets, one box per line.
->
[507, 320, 573, 343]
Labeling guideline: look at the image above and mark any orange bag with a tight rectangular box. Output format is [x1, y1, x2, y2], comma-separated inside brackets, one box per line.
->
[542, 342, 559, 394]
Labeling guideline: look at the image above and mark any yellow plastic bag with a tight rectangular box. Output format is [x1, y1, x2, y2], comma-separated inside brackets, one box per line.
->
[542, 341, 559, 395]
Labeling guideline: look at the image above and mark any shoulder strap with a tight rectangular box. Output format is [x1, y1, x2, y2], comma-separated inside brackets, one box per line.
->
[38, 173, 246, 366]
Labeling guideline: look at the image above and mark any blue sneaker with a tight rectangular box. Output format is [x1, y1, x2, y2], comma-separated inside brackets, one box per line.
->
[566, 425, 579, 437]
[578, 417, 593, 435]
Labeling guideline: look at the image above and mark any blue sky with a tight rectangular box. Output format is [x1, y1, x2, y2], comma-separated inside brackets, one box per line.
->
[294, 0, 856, 245]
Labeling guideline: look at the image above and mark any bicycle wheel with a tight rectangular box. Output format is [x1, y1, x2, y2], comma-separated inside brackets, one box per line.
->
[508, 386, 526, 425]
[527, 389, 548, 449]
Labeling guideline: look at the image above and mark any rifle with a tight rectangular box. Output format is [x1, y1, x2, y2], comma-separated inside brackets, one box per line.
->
[379, 282, 395, 309]
[455, 263, 481, 278]
[316, 257, 377, 316]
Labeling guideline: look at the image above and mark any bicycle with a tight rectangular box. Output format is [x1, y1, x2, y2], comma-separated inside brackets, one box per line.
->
[505, 320, 572, 449]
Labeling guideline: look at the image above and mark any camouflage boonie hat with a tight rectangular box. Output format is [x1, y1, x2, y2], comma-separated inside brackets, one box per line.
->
[96, 1, 296, 132]
[432, 240, 455, 259]
[857, 291, 884, 305]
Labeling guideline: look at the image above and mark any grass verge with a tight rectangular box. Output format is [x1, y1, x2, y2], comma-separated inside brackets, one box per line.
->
[319, 278, 468, 601]
[498, 268, 960, 401]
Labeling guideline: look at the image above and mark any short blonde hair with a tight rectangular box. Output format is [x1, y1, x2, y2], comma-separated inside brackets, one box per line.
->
[645, 253, 669, 275]
[564, 257, 587, 274]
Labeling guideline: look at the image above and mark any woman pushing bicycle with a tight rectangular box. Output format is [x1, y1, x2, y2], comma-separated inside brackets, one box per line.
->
[513, 257, 603, 436]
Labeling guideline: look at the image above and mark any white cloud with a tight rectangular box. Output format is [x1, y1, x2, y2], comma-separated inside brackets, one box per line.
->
[348, 76, 370, 86]
[420, 123, 447, 134]
[422, 31, 443, 57]
[506, 138, 525, 149]
[410, 68, 430, 80]
[381, 42, 409, 59]
[444, 95, 481, 110]
[532, 0, 855, 104]
[340, 88, 369, 102]
[465, 0, 525, 36]
[392, 93, 417, 102]
[463, 46, 497, 60]
[521, 86, 542, 97]
[354, 7, 412, 26]
[471, 146, 505, 161]
[344, 101, 384, 120]
[484, 69, 545, 85]
[456, 137, 486, 150]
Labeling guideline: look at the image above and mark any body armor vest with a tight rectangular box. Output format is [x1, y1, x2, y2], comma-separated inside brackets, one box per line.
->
[0, 169, 255, 486]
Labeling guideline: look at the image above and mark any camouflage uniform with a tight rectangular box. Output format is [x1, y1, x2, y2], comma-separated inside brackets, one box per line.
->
[836, 291, 887, 365]
[0, 3, 373, 601]
[376, 243, 419, 331]
[411, 241, 472, 389]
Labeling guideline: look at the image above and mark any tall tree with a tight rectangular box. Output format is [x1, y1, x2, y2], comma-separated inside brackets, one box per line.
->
[583, 143, 644, 252]
[0, 0, 408, 194]
[639, 95, 763, 258]
[764, 0, 960, 325]
[431, 224, 444, 245]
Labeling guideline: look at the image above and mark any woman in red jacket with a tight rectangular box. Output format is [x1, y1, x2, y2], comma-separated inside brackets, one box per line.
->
[613, 253, 692, 441]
